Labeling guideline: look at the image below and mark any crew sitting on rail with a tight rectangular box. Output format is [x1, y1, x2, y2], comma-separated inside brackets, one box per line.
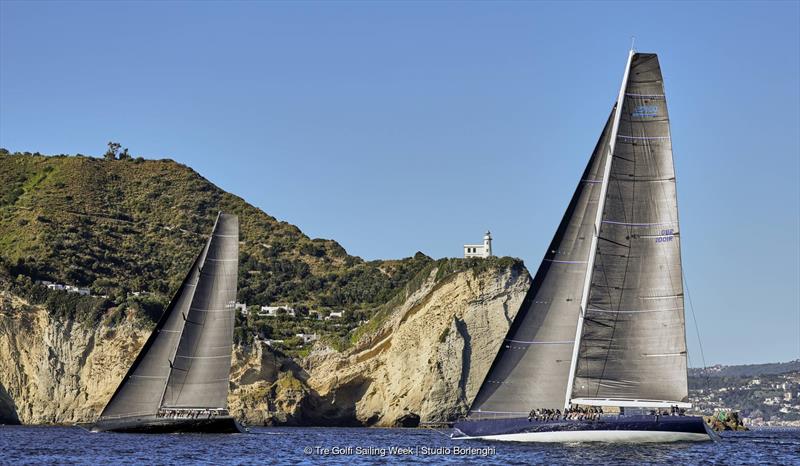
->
[528, 408, 563, 422]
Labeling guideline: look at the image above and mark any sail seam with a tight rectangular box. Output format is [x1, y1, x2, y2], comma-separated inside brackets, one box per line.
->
[586, 307, 681, 314]
[505, 339, 574, 344]
[617, 135, 670, 140]
[602, 220, 676, 227]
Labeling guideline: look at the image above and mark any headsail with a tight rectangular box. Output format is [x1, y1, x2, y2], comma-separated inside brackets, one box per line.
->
[571, 53, 689, 404]
[98, 212, 238, 420]
[468, 109, 616, 416]
[98, 237, 209, 420]
[161, 213, 239, 409]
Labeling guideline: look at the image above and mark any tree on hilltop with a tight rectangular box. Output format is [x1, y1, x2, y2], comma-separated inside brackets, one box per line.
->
[104, 142, 132, 160]
[104, 142, 121, 160]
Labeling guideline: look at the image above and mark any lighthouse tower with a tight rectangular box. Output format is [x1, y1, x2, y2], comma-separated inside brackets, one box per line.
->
[463, 231, 494, 258]
[483, 231, 493, 257]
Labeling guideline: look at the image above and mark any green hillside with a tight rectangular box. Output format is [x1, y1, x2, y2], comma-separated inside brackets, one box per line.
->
[0, 149, 432, 346]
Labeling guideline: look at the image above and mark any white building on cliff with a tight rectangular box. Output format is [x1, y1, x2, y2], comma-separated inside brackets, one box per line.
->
[464, 231, 493, 258]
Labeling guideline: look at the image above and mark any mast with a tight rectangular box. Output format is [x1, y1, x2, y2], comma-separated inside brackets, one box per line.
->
[563, 49, 634, 409]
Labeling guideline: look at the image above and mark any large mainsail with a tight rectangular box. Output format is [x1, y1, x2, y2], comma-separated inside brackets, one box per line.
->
[98, 212, 238, 420]
[571, 53, 688, 404]
[468, 109, 616, 415]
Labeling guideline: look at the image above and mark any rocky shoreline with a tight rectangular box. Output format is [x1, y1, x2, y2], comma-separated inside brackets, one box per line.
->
[0, 261, 530, 427]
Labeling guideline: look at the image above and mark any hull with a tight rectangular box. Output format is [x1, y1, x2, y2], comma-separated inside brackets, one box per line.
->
[453, 415, 715, 443]
[91, 415, 245, 434]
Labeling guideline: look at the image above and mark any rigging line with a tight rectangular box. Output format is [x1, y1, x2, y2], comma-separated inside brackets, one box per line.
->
[683, 268, 709, 388]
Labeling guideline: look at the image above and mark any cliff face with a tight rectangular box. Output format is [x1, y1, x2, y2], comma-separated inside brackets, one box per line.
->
[0, 260, 530, 426]
[304, 261, 530, 426]
[0, 293, 147, 424]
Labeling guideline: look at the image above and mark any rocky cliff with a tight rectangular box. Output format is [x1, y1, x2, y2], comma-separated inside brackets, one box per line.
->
[0, 259, 530, 426]
[0, 292, 147, 424]
[303, 260, 529, 427]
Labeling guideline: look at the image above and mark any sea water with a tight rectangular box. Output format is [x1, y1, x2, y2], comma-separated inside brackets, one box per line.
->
[1, 425, 798, 465]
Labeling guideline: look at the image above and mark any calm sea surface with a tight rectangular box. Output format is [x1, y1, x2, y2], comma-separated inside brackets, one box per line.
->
[1, 425, 798, 465]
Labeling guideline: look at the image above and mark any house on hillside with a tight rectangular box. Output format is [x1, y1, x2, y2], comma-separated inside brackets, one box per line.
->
[259, 305, 296, 317]
[65, 285, 90, 296]
[296, 333, 318, 344]
[325, 311, 345, 321]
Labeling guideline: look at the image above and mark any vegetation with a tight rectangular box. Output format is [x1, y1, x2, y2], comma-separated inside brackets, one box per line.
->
[0, 150, 524, 352]
[345, 256, 523, 349]
[0, 149, 438, 346]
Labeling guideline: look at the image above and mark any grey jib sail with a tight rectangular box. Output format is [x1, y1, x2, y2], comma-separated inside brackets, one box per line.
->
[571, 53, 688, 403]
[99, 213, 238, 420]
[468, 108, 616, 416]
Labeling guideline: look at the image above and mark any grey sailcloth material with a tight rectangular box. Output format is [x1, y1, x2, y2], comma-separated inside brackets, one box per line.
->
[468, 109, 616, 416]
[99, 229, 211, 419]
[161, 213, 239, 409]
[572, 53, 688, 403]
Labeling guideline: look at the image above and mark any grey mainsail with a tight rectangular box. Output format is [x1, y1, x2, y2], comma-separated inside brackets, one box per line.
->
[161, 213, 239, 409]
[468, 109, 616, 416]
[98, 212, 238, 420]
[571, 53, 688, 404]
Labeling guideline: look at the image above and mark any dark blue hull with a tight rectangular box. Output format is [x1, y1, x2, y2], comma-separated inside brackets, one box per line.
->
[92, 415, 245, 434]
[453, 415, 714, 443]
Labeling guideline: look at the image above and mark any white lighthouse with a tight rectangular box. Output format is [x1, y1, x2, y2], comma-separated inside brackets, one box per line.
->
[464, 231, 493, 259]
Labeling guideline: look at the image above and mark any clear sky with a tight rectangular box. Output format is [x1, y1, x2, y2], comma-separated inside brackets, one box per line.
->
[1, 1, 798, 367]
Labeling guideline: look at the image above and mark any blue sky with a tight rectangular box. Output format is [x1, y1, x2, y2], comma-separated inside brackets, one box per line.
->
[1, 1, 798, 366]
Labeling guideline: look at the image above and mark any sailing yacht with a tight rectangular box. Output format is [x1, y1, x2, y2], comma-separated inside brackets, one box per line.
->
[453, 51, 716, 442]
[92, 212, 245, 433]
